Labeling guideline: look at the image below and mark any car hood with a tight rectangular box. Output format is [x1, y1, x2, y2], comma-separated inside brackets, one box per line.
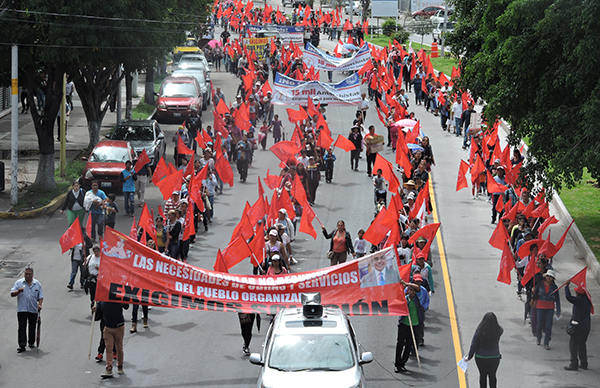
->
[129, 140, 156, 151]
[157, 96, 196, 104]
[261, 366, 361, 388]
[85, 162, 125, 175]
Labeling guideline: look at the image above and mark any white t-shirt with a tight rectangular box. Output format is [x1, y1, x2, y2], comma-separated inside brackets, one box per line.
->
[297, 156, 310, 166]
[359, 99, 369, 111]
[354, 238, 368, 254]
[452, 102, 463, 118]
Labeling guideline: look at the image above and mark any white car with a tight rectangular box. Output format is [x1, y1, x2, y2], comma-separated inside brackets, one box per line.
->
[344, 1, 361, 16]
[176, 53, 211, 81]
[430, 9, 453, 25]
[432, 22, 455, 40]
[249, 293, 373, 388]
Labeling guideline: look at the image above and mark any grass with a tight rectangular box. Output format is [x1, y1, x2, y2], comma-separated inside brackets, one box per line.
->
[131, 101, 156, 120]
[12, 182, 70, 212]
[558, 170, 600, 261]
[55, 159, 86, 182]
[365, 36, 458, 76]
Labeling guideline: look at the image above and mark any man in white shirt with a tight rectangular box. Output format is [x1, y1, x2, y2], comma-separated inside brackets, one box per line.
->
[358, 93, 369, 120]
[451, 96, 463, 137]
[297, 149, 310, 166]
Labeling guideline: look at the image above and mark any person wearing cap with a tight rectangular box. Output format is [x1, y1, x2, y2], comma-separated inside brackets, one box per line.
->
[397, 234, 413, 265]
[266, 254, 288, 276]
[247, 94, 258, 126]
[164, 191, 181, 214]
[564, 280, 592, 370]
[412, 253, 434, 293]
[265, 228, 289, 270]
[490, 166, 506, 224]
[410, 273, 430, 347]
[534, 269, 561, 350]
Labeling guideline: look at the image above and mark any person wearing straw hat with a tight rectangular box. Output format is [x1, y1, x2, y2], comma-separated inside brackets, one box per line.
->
[534, 269, 561, 350]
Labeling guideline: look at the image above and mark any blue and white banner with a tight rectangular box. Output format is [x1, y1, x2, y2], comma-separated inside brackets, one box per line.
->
[303, 42, 372, 71]
[247, 25, 304, 45]
[272, 73, 362, 106]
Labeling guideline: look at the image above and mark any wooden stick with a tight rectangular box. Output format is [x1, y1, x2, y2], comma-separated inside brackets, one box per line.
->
[88, 308, 97, 360]
[407, 311, 422, 372]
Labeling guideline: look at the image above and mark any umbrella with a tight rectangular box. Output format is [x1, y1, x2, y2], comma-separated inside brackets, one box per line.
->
[36, 311, 41, 347]
[392, 119, 418, 128]
[407, 143, 424, 152]
[208, 39, 222, 48]
[343, 43, 358, 50]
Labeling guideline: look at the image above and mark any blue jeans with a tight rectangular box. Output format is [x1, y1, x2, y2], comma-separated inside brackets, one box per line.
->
[463, 125, 470, 147]
[167, 242, 179, 259]
[124, 191, 135, 215]
[208, 195, 215, 218]
[90, 212, 104, 240]
[536, 308, 554, 346]
[69, 259, 84, 287]
[454, 117, 462, 136]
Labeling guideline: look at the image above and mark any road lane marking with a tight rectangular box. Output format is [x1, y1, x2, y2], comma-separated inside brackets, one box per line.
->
[429, 178, 467, 388]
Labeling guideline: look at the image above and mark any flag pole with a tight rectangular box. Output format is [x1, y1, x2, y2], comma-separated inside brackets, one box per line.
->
[406, 312, 422, 372]
[88, 307, 97, 360]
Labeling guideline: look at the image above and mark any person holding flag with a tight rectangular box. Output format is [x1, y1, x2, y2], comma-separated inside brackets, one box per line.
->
[534, 269, 561, 350]
[564, 280, 592, 371]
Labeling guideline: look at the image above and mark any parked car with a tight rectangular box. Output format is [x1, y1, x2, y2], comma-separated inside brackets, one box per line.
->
[155, 76, 203, 122]
[432, 21, 455, 40]
[176, 53, 211, 81]
[292, 0, 306, 8]
[412, 5, 444, 19]
[173, 37, 201, 62]
[108, 119, 166, 169]
[171, 69, 210, 110]
[249, 295, 373, 388]
[344, 1, 361, 16]
[430, 9, 454, 25]
[81, 140, 137, 191]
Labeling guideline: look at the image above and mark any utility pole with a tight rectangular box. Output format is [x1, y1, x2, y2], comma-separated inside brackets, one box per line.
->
[350, 0, 353, 24]
[10, 45, 18, 206]
[116, 65, 122, 124]
[59, 74, 66, 176]
[441, 2, 448, 57]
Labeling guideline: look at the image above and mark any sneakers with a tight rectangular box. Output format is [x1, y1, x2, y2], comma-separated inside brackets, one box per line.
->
[67, 284, 74, 290]
[117, 366, 124, 375]
[243, 344, 250, 356]
[101, 368, 114, 378]
[564, 364, 578, 371]
[95, 353, 103, 362]
[17, 347, 26, 353]
[290, 257, 298, 265]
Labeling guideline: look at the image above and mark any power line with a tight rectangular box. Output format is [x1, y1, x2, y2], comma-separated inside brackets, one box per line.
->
[7, 8, 206, 25]
[0, 42, 180, 50]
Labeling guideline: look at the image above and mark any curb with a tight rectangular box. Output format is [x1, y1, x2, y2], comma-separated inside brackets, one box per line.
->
[0, 191, 67, 219]
[498, 121, 600, 284]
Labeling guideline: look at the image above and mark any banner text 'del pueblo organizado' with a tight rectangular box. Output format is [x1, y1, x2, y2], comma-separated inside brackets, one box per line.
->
[96, 228, 408, 316]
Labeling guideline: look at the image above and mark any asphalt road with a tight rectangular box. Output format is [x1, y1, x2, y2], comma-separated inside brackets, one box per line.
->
[0, 9, 599, 388]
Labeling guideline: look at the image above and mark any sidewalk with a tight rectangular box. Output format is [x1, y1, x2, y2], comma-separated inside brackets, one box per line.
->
[0, 75, 147, 212]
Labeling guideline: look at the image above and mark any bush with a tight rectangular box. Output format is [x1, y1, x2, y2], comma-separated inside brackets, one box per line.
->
[382, 20, 398, 36]
[391, 30, 410, 45]
[55, 159, 86, 183]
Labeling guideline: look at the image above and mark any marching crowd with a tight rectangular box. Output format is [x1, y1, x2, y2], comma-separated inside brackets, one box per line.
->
[8, 0, 592, 385]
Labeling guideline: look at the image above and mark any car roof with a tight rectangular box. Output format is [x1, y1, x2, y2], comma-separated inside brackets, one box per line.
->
[163, 76, 198, 83]
[272, 307, 351, 335]
[118, 119, 155, 126]
[94, 140, 130, 148]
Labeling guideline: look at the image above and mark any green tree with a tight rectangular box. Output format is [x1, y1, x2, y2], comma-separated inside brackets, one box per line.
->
[448, 0, 600, 193]
[0, 0, 210, 189]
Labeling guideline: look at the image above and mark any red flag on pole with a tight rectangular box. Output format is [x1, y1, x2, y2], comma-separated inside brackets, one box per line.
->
[221, 236, 252, 270]
[549, 220, 575, 257]
[155, 169, 183, 200]
[213, 249, 229, 273]
[537, 216, 559, 237]
[134, 149, 151, 173]
[59, 217, 84, 254]
[153, 157, 168, 183]
[489, 220, 510, 250]
[130, 216, 138, 239]
[497, 241, 516, 285]
[248, 228, 265, 266]
[456, 160, 469, 191]
[333, 135, 355, 152]
[138, 203, 157, 243]
[486, 170, 509, 193]
[85, 213, 92, 237]
[363, 208, 390, 245]
[299, 202, 318, 239]
[177, 135, 194, 155]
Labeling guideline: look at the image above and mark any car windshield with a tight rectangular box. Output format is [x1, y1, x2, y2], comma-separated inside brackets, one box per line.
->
[113, 125, 154, 141]
[268, 334, 354, 371]
[161, 82, 197, 97]
[89, 146, 129, 163]
[183, 40, 198, 47]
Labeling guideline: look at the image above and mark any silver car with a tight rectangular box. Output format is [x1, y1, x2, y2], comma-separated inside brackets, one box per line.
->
[177, 53, 211, 81]
[109, 119, 166, 169]
[249, 295, 373, 388]
[171, 69, 210, 110]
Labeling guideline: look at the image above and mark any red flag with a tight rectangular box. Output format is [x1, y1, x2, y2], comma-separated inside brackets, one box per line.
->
[234, 103, 252, 132]
[286, 107, 308, 122]
[372, 154, 400, 194]
[470, 154, 485, 183]
[486, 170, 508, 193]
[221, 236, 252, 270]
[130, 216, 138, 239]
[232, 212, 255, 241]
[216, 97, 230, 116]
[489, 220, 510, 250]
[537, 216, 559, 237]
[195, 132, 207, 149]
[357, 59, 373, 76]
[317, 131, 334, 150]
[264, 168, 282, 190]
[307, 97, 319, 117]
[139, 203, 157, 243]
[495, 195, 504, 213]
[213, 249, 229, 273]
[531, 202, 550, 219]
[183, 153, 195, 180]
[292, 173, 308, 206]
[408, 222, 440, 259]
[549, 220, 574, 257]
[502, 201, 525, 222]
[153, 157, 168, 183]
[214, 137, 234, 187]
[516, 238, 545, 259]
[155, 169, 183, 200]
[456, 160, 469, 191]
[556, 267, 594, 314]
[182, 203, 196, 241]
[278, 187, 296, 219]
[261, 80, 273, 95]
[257, 177, 265, 199]
[248, 228, 265, 266]
[363, 208, 390, 245]
[270, 141, 302, 163]
[520, 252, 541, 286]
[157, 204, 165, 219]
[409, 182, 430, 222]
[333, 135, 355, 152]
[177, 135, 194, 155]
[299, 202, 318, 239]
[247, 198, 265, 226]
[497, 241, 516, 285]
[85, 213, 92, 237]
[134, 149, 151, 173]
[59, 217, 84, 254]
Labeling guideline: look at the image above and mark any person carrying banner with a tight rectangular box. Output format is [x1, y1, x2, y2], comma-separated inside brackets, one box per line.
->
[10, 266, 43, 353]
[395, 279, 422, 373]
[564, 282, 592, 371]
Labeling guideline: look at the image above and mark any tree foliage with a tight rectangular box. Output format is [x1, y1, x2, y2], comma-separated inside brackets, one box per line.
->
[448, 0, 600, 193]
